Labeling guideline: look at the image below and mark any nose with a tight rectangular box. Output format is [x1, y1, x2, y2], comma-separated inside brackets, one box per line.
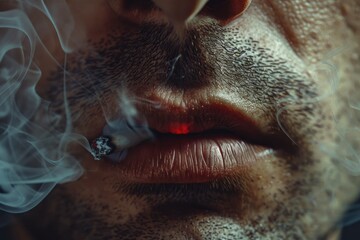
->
[108, 0, 252, 26]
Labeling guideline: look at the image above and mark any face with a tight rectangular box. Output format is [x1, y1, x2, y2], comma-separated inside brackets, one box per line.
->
[1, 0, 360, 239]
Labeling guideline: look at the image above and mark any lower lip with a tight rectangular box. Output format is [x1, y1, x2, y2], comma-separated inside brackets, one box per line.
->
[106, 132, 272, 183]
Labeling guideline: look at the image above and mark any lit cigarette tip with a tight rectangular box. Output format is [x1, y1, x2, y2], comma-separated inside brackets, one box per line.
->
[90, 132, 153, 161]
[90, 136, 114, 160]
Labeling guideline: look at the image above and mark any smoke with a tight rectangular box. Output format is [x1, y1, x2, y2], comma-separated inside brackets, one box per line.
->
[339, 203, 360, 228]
[312, 47, 360, 176]
[273, 44, 360, 229]
[0, 1, 156, 220]
[102, 89, 156, 162]
[0, 0, 86, 215]
[275, 44, 360, 173]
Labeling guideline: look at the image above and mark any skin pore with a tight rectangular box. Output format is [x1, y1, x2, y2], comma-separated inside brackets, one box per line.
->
[2, 0, 360, 239]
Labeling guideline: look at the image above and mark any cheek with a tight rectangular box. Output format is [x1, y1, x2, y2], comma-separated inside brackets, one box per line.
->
[255, 0, 350, 61]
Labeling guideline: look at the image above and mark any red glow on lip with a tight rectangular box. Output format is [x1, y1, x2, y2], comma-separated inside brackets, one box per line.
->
[169, 123, 190, 134]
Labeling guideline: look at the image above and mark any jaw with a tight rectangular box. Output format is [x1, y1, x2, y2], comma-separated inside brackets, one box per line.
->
[15, 145, 359, 240]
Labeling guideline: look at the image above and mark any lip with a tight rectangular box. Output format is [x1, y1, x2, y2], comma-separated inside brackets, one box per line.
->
[97, 95, 291, 184]
[107, 130, 272, 183]
[138, 98, 262, 138]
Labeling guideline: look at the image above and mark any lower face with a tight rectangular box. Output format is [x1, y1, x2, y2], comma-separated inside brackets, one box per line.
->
[9, 0, 360, 239]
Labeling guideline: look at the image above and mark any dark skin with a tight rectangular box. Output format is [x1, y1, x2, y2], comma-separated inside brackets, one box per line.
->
[1, 0, 360, 239]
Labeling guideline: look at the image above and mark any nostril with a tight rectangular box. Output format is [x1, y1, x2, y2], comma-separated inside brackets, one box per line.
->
[201, 0, 252, 24]
[122, 0, 156, 12]
[153, 0, 209, 25]
[107, 0, 159, 17]
[107, 0, 251, 26]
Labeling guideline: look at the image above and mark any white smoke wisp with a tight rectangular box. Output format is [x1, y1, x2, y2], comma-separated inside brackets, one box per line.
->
[102, 89, 157, 162]
[311, 47, 360, 177]
[275, 45, 360, 175]
[0, 0, 86, 216]
[275, 44, 360, 228]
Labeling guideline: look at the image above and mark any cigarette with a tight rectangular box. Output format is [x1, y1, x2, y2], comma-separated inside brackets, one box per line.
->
[90, 120, 153, 161]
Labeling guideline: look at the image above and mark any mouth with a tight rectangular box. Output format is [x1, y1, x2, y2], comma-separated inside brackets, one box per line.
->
[108, 129, 272, 183]
[96, 95, 294, 184]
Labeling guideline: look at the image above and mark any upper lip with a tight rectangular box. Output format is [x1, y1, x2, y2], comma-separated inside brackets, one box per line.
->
[131, 93, 288, 150]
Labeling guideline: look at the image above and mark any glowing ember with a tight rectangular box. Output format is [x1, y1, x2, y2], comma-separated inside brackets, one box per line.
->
[169, 123, 190, 134]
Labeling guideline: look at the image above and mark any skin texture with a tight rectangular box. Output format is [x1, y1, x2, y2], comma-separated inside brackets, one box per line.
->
[3, 0, 360, 239]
